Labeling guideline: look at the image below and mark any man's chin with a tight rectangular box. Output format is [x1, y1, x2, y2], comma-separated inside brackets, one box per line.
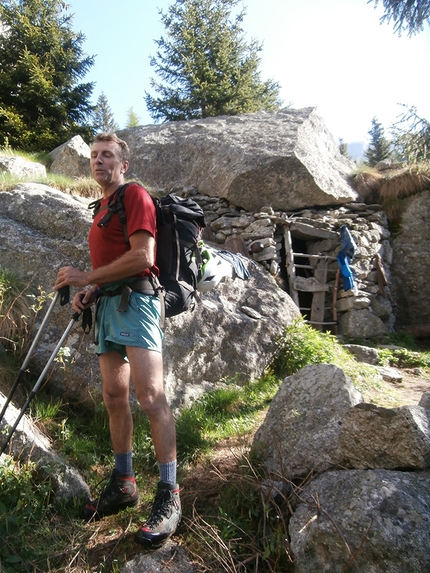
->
[93, 174, 109, 185]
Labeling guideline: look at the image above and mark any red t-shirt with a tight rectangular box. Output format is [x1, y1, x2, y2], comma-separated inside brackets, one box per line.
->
[88, 183, 158, 280]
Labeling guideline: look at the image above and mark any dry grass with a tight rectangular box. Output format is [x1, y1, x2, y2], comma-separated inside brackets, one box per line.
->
[350, 163, 430, 204]
[378, 165, 430, 201]
[0, 270, 36, 351]
[349, 168, 384, 203]
[349, 163, 430, 230]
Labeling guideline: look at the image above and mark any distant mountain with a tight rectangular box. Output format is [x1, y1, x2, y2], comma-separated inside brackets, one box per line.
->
[347, 141, 365, 161]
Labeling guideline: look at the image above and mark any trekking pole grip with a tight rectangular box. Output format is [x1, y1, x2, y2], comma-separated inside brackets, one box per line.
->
[59, 286, 70, 306]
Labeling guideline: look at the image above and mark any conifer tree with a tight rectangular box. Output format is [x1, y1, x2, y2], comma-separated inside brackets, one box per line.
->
[391, 105, 430, 163]
[93, 92, 118, 133]
[339, 138, 351, 160]
[125, 107, 141, 128]
[364, 118, 392, 166]
[370, 0, 430, 36]
[145, 0, 282, 122]
[0, 0, 94, 150]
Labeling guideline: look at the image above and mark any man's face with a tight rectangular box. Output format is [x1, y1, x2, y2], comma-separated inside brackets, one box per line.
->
[90, 140, 128, 188]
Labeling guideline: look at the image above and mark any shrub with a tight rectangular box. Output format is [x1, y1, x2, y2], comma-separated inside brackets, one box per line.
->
[268, 318, 348, 378]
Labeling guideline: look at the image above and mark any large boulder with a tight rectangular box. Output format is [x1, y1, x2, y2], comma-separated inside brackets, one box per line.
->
[117, 108, 357, 212]
[49, 135, 91, 178]
[252, 364, 363, 479]
[163, 264, 300, 409]
[339, 403, 430, 470]
[289, 469, 430, 573]
[253, 363, 430, 572]
[0, 155, 46, 178]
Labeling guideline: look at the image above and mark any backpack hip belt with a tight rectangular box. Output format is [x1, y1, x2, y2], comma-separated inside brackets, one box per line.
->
[98, 277, 165, 323]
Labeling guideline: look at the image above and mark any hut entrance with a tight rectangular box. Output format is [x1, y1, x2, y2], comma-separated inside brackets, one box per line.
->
[280, 222, 340, 332]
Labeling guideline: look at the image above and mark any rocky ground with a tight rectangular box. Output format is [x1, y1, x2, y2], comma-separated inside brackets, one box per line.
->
[1, 359, 429, 571]
[82, 363, 430, 570]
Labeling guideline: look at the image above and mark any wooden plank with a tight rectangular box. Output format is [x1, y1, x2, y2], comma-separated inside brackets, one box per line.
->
[310, 259, 328, 329]
[293, 252, 338, 261]
[293, 276, 330, 292]
[283, 227, 300, 307]
[293, 264, 314, 270]
[332, 268, 340, 334]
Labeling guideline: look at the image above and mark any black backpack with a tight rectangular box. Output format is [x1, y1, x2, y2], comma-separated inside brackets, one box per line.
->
[89, 183, 206, 318]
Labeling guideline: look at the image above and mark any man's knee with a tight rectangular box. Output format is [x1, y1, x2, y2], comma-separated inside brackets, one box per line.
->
[136, 390, 168, 417]
[103, 386, 129, 412]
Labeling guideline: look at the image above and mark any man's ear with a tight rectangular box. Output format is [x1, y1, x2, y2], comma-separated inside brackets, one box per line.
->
[121, 160, 129, 174]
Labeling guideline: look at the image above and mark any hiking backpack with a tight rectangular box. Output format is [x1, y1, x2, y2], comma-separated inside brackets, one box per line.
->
[89, 183, 206, 318]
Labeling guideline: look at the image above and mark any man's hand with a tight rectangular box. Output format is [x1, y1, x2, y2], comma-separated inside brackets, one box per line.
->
[72, 287, 99, 314]
[54, 266, 89, 291]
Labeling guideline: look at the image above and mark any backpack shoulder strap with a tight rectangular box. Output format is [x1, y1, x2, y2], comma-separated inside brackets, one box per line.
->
[114, 184, 130, 244]
[88, 183, 131, 244]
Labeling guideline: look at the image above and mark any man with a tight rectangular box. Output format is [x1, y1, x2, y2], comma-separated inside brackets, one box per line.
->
[54, 133, 181, 548]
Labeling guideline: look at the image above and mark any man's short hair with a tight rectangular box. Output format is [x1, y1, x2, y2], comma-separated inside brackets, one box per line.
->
[93, 133, 130, 163]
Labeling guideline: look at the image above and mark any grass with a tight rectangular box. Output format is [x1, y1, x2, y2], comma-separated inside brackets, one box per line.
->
[0, 170, 101, 199]
[349, 161, 430, 233]
[0, 308, 430, 573]
[1, 286, 429, 570]
[0, 452, 95, 572]
[0, 268, 37, 352]
[268, 317, 384, 399]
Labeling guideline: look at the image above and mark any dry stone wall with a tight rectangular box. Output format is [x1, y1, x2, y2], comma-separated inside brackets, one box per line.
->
[189, 188, 394, 338]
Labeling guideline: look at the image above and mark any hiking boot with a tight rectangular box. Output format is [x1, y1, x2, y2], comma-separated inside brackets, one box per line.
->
[134, 481, 181, 547]
[81, 469, 139, 521]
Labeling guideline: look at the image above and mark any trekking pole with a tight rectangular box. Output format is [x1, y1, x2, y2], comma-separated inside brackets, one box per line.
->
[0, 310, 80, 456]
[0, 286, 70, 427]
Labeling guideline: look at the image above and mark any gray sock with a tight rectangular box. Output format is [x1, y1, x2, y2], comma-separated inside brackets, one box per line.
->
[158, 460, 177, 485]
[114, 451, 133, 475]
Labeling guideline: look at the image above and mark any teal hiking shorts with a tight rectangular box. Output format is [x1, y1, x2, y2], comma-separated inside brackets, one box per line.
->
[94, 285, 163, 359]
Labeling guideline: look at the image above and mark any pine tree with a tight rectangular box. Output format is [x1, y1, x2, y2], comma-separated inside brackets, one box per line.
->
[370, 0, 430, 36]
[391, 105, 430, 163]
[145, 0, 282, 122]
[339, 138, 351, 160]
[125, 107, 141, 128]
[0, 0, 94, 150]
[364, 118, 392, 167]
[93, 92, 118, 133]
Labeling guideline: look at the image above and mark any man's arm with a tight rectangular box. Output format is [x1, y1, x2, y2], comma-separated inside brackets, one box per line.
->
[54, 230, 155, 291]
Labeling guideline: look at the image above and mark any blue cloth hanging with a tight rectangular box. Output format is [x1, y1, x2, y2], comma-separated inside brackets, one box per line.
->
[337, 251, 355, 291]
[337, 225, 358, 292]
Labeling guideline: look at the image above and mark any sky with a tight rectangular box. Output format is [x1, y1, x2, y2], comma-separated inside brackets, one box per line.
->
[66, 0, 430, 145]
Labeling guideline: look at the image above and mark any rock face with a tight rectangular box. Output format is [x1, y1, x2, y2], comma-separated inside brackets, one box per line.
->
[252, 363, 430, 572]
[117, 108, 357, 212]
[0, 391, 90, 504]
[252, 364, 363, 479]
[0, 183, 299, 410]
[391, 189, 430, 329]
[289, 469, 430, 573]
[339, 403, 430, 470]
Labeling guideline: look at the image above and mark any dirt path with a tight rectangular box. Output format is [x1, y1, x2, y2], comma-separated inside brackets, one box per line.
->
[367, 367, 430, 407]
